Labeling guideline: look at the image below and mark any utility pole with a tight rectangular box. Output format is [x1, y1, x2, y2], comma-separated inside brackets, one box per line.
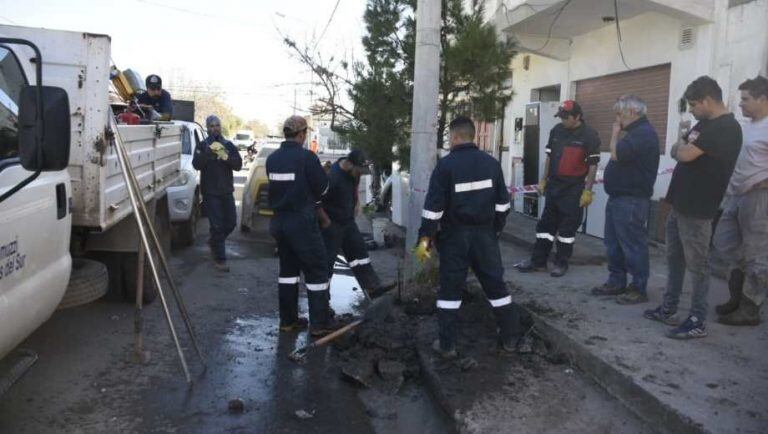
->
[406, 0, 441, 277]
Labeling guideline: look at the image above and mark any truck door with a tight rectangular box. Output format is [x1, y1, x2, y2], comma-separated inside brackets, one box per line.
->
[0, 44, 72, 359]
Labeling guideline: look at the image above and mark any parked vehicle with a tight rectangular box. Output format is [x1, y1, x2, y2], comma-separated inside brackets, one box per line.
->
[167, 120, 206, 246]
[0, 25, 181, 360]
[232, 130, 254, 151]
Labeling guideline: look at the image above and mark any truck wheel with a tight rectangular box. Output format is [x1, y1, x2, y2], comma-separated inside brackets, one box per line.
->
[174, 198, 199, 247]
[57, 258, 109, 310]
[122, 252, 158, 305]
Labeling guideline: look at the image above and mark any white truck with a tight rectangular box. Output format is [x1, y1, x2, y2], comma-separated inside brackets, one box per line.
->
[0, 25, 182, 360]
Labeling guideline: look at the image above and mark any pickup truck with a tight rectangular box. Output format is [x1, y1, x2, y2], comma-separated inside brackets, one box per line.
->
[0, 25, 182, 360]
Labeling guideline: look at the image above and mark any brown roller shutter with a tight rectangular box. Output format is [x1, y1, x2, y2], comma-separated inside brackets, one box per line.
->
[575, 64, 671, 153]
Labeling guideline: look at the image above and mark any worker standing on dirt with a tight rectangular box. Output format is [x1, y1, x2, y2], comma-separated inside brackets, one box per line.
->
[515, 100, 601, 277]
[415, 116, 518, 359]
[192, 115, 242, 272]
[320, 149, 384, 298]
[267, 115, 345, 337]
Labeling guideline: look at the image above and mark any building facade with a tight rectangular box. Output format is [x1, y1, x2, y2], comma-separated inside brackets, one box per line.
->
[485, 0, 768, 240]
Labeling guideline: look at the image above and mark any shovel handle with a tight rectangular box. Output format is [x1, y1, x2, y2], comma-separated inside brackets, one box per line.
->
[312, 319, 364, 347]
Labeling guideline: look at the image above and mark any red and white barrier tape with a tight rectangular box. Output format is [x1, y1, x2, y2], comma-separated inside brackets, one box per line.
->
[508, 167, 675, 194]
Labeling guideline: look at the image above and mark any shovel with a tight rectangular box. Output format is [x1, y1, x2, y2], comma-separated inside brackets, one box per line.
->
[288, 293, 395, 363]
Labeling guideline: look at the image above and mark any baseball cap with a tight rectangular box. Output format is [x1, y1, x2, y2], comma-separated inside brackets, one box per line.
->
[146, 74, 162, 90]
[347, 149, 371, 174]
[282, 115, 309, 136]
[555, 99, 582, 118]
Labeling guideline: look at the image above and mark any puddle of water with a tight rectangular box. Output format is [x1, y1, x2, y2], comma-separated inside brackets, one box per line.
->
[328, 258, 366, 315]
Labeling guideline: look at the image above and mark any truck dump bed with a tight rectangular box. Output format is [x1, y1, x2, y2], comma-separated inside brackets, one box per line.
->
[0, 24, 181, 231]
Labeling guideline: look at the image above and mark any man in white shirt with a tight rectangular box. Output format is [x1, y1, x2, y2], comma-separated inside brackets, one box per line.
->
[713, 75, 768, 326]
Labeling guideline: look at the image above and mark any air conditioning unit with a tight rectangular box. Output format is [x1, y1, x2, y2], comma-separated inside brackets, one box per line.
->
[679, 26, 696, 50]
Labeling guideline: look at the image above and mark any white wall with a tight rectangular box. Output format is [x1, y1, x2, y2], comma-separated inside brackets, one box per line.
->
[505, 3, 768, 202]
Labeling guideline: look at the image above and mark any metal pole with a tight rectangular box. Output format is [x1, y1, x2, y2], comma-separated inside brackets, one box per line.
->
[405, 0, 441, 277]
[113, 126, 206, 366]
[134, 243, 145, 362]
[112, 123, 192, 383]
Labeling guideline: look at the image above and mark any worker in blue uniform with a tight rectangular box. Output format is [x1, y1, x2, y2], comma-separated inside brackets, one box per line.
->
[192, 115, 242, 272]
[267, 115, 342, 337]
[320, 149, 383, 297]
[136, 74, 173, 121]
[415, 116, 519, 359]
[516, 100, 601, 277]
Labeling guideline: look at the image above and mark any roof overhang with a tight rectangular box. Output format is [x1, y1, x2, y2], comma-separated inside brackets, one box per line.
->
[491, 0, 714, 60]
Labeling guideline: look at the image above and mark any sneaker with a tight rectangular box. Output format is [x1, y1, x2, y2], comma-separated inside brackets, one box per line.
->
[550, 263, 568, 278]
[431, 339, 458, 359]
[279, 317, 309, 332]
[643, 305, 680, 326]
[591, 283, 626, 296]
[515, 259, 546, 273]
[666, 316, 707, 340]
[616, 286, 649, 305]
[213, 261, 230, 272]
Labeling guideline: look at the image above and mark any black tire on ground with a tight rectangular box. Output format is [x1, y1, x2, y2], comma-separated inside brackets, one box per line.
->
[174, 198, 199, 247]
[122, 252, 158, 305]
[57, 258, 109, 310]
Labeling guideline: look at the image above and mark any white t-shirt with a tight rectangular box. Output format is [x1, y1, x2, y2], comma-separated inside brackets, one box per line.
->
[728, 116, 768, 195]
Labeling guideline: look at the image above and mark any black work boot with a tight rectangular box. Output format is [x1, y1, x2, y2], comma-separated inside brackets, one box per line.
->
[515, 259, 547, 273]
[550, 262, 569, 278]
[493, 304, 519, 352]
[716, 269, 744, 316]
[718, 297, 761, 326]
[436, 309, 459, 359]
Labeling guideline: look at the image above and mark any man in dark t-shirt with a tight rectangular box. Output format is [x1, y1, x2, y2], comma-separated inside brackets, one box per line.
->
[644, 76, 742, 340]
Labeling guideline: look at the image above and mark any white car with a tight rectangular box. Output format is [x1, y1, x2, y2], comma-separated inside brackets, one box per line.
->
[232, 130, 255, 151]
[167, 121, 206, 246]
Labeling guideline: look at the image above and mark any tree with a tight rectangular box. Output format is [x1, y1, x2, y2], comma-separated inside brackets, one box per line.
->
[245, 119, 271, 137]
[342, 0, 415, 172]
[437, 0, 516, 148]
[281, 0, 514, 169]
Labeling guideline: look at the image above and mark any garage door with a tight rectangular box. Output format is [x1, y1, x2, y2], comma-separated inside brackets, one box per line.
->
[574, 64, 671, 153]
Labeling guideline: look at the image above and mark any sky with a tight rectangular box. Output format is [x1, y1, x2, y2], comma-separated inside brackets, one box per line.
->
[0, 0, 367, 129]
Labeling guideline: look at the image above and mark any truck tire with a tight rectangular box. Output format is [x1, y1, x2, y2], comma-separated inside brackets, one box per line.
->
[57, 258, 109, 310]
[174, 196, 199, 247]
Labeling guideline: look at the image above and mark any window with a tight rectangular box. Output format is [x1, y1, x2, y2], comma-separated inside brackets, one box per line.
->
[235, 133, 251, 141]
[0, 46, 27, 161]
[180, 125, 192, 154]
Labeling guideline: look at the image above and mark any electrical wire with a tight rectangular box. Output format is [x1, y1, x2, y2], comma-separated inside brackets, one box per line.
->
[614, 0, 631, 70]
[528, 0, 573, 52]
[314, 0, 342, 50]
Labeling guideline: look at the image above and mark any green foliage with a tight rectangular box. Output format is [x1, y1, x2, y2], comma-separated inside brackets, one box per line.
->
[344, 0, 515, 168]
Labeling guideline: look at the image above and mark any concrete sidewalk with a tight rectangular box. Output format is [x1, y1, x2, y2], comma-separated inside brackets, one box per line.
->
[380, 216, 766, 433]
[501, 211, 607, 266]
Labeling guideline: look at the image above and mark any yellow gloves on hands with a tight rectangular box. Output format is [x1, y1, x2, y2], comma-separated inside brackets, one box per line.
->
[537, 178, 547, 195]
[580, 190, 594, 207]
[210, 141, 229, 161]
[414, 237, 432, 263]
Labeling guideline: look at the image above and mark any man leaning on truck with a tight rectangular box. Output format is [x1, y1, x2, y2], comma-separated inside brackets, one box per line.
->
[193, 115, 243, 272]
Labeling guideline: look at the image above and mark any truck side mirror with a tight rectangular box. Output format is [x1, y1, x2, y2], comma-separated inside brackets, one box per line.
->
[18, 85, 71, 171]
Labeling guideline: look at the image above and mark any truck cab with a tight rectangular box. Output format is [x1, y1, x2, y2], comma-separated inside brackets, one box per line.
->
[0, 38, 72, 360]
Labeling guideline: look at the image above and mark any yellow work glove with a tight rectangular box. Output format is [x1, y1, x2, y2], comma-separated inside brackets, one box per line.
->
[414, 237, 432, 263]
[580, 190, 594, 208]
[209, 142, 229, 160]
[537, 178, 547, 195]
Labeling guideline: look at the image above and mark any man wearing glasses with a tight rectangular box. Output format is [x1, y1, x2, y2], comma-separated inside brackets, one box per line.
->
[516, 100, 601, 277]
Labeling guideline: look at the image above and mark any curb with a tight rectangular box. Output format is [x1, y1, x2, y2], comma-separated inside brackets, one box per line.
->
[416, 347, 462, 433]
[416, 302, 709, 434]
[521, 305, 708, 434]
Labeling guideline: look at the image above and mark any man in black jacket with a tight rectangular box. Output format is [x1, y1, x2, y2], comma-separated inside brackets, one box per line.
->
[416, 116, 518, 358]
[192, 115, 242, 271]
[320, 150, 383, 297]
